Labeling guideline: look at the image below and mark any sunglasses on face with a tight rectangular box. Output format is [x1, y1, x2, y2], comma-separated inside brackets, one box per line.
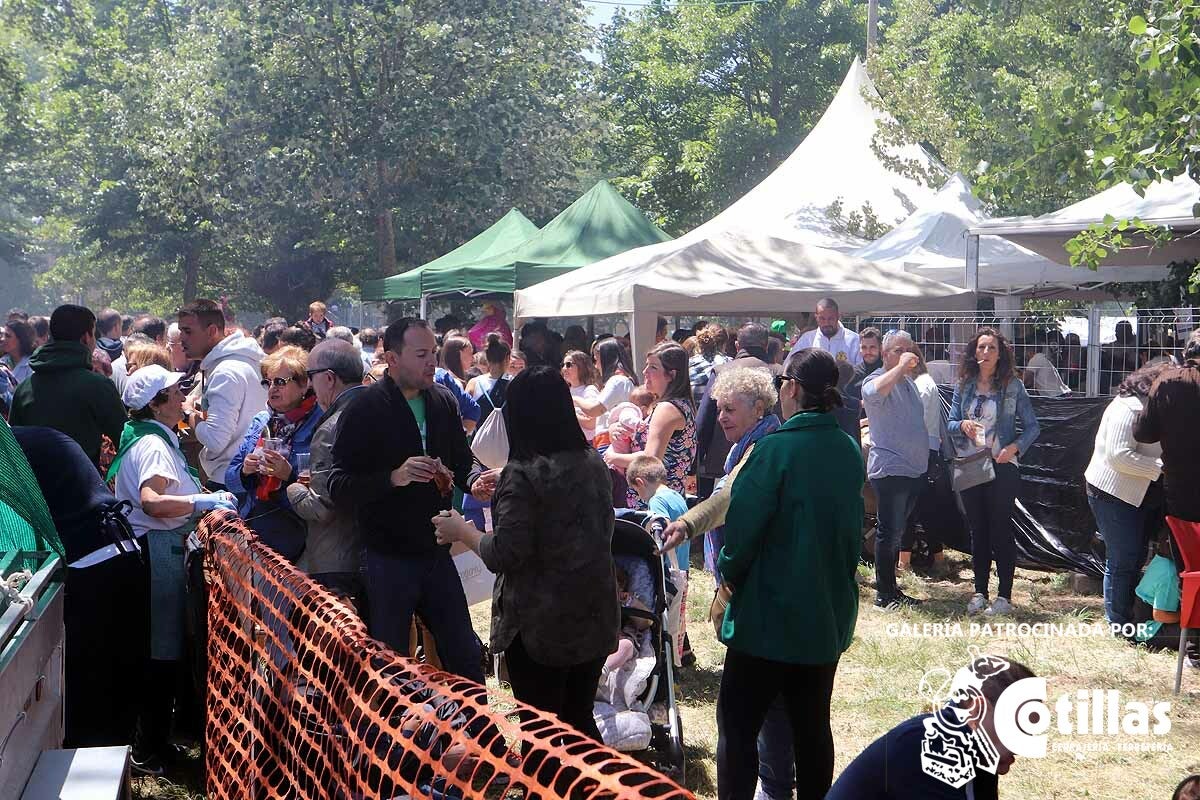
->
[773, 374, 794, 392]
[261, 376, 298, 389]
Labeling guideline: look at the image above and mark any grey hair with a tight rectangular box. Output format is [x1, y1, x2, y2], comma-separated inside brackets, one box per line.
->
[309, 337, 364, 383]
[326, 325, 354, 344]
[710, 367, 777, 412]
[882, 330, 914, 351]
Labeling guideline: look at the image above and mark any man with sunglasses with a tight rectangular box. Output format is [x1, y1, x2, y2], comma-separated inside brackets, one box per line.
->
[286, 338, 367, 600]
[177, 299, 266, 490]
[861, 330, 929, 610]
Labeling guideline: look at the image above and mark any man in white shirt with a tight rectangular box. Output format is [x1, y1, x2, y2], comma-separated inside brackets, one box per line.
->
[788, 297, 862, 367]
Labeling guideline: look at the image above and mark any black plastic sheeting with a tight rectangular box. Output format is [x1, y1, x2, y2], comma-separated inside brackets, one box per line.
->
[924, 388, 1108, 577]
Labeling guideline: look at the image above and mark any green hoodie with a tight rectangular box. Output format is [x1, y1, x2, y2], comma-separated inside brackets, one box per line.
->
[9, 340, 127, 468]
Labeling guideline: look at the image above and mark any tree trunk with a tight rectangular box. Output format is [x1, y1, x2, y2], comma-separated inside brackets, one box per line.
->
[375, 160, 398, 276]
[376, 206, 397, 277]
[867, 0, 879, 53]
[183, 245, 200, 303]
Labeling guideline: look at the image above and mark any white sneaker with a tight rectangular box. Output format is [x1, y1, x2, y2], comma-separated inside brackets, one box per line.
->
[967, 593, 989, 616]
[985, 597, 1014, 616]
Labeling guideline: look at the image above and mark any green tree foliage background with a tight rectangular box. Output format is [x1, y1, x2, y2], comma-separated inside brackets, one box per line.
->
[2, 0, 1198, 316]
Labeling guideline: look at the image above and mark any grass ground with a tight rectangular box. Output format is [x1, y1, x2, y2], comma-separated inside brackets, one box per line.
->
[135, 553, 1200, 799]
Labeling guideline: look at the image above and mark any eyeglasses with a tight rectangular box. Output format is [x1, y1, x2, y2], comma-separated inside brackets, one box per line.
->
[260, 376, 298, 389]
[305, 368, 333, 380]
[773, 374, 794, 392]
[561, 362, 575, 368]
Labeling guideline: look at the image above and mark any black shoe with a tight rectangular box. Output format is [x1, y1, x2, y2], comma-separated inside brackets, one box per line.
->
[130, 753, 165, 777]
[875, 592, 923, 609]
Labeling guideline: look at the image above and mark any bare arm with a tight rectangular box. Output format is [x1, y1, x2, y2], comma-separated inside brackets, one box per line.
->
[140, 475, 196, 518]
[864, 353, 918, 398]
[606, 402, 682, 469]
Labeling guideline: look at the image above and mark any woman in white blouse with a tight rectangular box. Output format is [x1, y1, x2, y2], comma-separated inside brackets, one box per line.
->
[1084, 359, 1172, 626]
[109, 364, 235, 774]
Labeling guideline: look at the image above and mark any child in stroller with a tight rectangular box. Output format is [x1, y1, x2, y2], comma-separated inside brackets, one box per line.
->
[593, 511, 686, 780]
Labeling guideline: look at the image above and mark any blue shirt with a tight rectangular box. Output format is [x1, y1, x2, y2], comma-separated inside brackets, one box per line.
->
[648, 485, 689, 571]
[435, 368, 481, 423]
[862, 368, 929, 480]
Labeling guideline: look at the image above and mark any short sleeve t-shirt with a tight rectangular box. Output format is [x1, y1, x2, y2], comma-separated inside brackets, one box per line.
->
[571, 383, 602, 442]
[408, 393, 427, 451]
[648, 485, 690, 571]
[597, 374, 635, 436]
[862, 370, 930, 480]
[112, 423, 202, 538]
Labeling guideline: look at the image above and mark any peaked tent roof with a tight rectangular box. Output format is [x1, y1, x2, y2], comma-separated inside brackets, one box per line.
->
[698, 56, 947, 251]
[517, 59, 968, 323]
[856, 174, 1169, 292]
[364, 182, 671, 301]
[972, 173, 1200, 266]
[361, 208, 539, 301]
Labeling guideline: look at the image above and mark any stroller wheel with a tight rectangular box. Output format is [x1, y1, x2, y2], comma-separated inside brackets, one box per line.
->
[668, 705, 686, 784]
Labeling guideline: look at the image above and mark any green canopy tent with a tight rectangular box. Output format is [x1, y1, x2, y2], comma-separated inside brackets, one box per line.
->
[362, 208, 539, 302]
[361, 181, 671, 303]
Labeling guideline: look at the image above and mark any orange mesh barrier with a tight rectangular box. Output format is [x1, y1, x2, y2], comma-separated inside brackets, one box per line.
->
[196, 510, 693, 800]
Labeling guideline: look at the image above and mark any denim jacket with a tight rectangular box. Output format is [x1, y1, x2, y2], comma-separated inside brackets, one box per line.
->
[947, 377, 1040, 456]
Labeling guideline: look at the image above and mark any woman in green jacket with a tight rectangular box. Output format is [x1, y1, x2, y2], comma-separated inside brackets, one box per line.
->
[715, 348, 865, 800]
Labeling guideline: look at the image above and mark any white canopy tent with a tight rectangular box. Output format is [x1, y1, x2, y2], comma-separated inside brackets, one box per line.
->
[695, 56, 947, 251]
[971, 173, 1200, 267]
[516, 58, 967, 360]
[516, 230, 972, 362]
[857, 174, 1169, 294]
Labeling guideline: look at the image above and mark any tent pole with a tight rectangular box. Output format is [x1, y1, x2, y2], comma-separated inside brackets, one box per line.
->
[630, 310, 656, 368]
[965, 234, 980, 295]
[419, 294, 429, 321]
[1086, 305, 1101, 398]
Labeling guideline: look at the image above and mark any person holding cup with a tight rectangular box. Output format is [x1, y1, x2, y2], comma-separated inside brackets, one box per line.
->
[948, 327, 1040, 617]
[225, 345, 321, 563]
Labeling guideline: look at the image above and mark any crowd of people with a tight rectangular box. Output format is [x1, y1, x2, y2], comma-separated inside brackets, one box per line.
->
[1, 294, 1198, 800]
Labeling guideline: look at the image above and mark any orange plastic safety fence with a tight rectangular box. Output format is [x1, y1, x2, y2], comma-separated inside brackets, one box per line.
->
[197, 511, 693, 800]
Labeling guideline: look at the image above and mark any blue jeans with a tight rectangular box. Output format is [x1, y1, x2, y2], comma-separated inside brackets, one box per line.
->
[870, 475, 925, 599]
[1087, 488, 1148, 625]
[758, 697, 794, 798]
[362, 548, 484, 684]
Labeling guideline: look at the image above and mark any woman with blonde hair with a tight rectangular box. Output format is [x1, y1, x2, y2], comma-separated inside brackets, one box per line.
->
[224, 346, 321, 562]
[124, 341, 172, 376]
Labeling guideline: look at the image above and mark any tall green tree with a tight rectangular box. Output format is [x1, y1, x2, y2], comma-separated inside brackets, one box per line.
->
[869, 0, 1134, 217]
[596, 0, 864, 233]
[211, 0, 597, 278]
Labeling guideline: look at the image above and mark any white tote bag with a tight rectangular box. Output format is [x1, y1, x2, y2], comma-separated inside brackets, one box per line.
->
[470, 404, 509, 470]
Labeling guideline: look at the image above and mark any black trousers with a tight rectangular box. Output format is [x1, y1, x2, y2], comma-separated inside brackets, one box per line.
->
[961, 461, 1021, 599]
[64, 551, 149, 748]
[504, 634, 605, 742]
[716, 648, 838, 800]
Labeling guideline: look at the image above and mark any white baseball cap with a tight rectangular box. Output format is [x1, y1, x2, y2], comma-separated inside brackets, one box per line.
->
[122, 364, 185, 410]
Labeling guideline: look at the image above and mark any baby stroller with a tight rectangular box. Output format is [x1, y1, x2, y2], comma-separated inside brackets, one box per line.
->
[595, 510, 686, 782]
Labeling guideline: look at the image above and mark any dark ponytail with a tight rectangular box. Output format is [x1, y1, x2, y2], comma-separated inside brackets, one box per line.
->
[783, 348, 843, 413]
[484, 332, 511, 365]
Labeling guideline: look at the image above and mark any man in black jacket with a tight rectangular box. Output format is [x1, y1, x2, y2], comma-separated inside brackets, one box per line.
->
[328, 318, 483, 682]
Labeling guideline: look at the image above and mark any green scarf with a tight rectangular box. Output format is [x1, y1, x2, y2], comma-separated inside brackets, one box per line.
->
[0, 419, 63, 556]
[107, 419, 200, 487]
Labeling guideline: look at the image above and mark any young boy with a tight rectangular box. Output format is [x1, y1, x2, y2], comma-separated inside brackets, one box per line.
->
[306, 301, 332, 338]
[627, 454, 689, 571]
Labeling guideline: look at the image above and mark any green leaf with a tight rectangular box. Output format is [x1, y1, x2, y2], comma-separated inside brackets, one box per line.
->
[1128, 15, 1148, 35]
